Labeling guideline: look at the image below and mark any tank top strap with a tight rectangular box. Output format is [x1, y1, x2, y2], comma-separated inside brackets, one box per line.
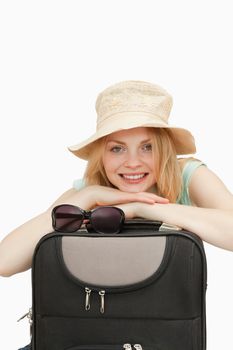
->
[177, 159, 207, 205]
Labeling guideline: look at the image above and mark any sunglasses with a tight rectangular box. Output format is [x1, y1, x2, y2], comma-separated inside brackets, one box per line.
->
[52, 204, 125, 234]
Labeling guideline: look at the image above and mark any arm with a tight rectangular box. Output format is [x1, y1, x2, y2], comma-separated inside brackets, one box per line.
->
[0, 187, 96, 277]
[0, 186, 168, 277]
[0, 188, 85, 277]
[121, 166, 233, 251]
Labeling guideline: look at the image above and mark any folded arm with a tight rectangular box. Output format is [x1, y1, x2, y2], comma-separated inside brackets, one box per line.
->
[121, 166, 233, 251]
[0, 185, 167, 276]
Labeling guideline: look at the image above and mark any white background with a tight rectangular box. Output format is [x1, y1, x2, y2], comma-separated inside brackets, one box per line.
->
[0, 1, 233, 349]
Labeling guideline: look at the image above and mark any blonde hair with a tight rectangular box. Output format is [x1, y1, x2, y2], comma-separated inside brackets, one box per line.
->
[149, 128, 182, 203]
[84, 128, 192, 203]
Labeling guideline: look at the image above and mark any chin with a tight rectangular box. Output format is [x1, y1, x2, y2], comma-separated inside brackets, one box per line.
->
[118, 184, 150, 193]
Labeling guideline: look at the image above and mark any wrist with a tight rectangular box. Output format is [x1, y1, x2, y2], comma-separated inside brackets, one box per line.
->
[136, 202, 166, 221]
[134, 202, 147, 218]
[76, 188, 95, 210]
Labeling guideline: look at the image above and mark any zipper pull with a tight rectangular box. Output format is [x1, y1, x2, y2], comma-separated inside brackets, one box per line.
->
[28, 308, 33, 325]
[17, 312, 29, 322]
[123, 344, 132, 350]
[17, 308, 33, 339]
[134, 345, 143, 350]
[17, 308, 32, 323]
[85, 287, 92, 311]
[99, 290, 105, 314]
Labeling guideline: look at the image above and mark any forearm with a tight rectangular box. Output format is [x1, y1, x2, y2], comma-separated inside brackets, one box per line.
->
[0, 186, 161, 277]
[0, 188, 93, 277]
[0, 210, 53, 277]
[139, 203, 233, 251]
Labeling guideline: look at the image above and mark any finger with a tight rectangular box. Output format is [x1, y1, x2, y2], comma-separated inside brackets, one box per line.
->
[127, 195, 165, 205]
[118, 193, 155, 204]
[155, 197, 169, 203]
[132, 193, 169, 204]
[139, 193, 169, 203]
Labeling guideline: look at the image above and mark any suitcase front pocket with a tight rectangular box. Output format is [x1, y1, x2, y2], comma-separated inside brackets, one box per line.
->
[35, 315, 199, 350]
[58, 235, 170, 291]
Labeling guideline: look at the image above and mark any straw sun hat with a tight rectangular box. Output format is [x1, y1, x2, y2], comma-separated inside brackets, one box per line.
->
[68, 80, 196, 159]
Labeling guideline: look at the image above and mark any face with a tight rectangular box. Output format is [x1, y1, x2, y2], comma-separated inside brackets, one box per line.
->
[102, 127, 157, 193]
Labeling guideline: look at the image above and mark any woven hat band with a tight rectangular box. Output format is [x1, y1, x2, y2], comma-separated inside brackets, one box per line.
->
[96, 111, 167, 130]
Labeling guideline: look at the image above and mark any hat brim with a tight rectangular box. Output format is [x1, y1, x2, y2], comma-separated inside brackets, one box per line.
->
[68, 113, 196, 159]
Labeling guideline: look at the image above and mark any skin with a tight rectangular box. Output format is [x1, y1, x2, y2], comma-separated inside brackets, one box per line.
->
[102, 128, 158, 193]
[1, 127, 233, 276]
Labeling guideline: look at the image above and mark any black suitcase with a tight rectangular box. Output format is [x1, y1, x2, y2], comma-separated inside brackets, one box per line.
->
[30, 220, 207, 350]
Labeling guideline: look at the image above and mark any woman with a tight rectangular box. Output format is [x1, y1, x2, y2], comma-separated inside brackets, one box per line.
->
[1, 80, 233, 349]
[1, 79, 233, 277]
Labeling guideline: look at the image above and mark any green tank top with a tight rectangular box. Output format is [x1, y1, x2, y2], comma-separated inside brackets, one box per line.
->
[176, 159, 206, 205]
[73, 160, 206, 206]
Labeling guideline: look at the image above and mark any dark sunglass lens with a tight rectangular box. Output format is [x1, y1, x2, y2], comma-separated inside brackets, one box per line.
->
[53, 205, 83, 232]
[91, 207, 124, 233]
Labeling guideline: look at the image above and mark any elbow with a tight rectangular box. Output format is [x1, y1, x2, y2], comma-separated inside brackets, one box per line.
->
[0, 252, 12, 277]
[0, 265, 14, 277]
[0, 266, 29, 277]
[0, 255, 18, 277]
[0, 259, 29, 277]
[0, 245, 20, 277]
[0, 256, 31, 277]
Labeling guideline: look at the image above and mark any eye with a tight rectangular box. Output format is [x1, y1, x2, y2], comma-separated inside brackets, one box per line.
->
[110, 145, 126, 153]
[141, 143, 152, 152]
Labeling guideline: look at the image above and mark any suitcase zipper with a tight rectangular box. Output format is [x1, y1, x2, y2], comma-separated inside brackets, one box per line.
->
[133, 345, 143, 350]
[85, 287, 92, 310]
[123, 344, 143, 350]
[99, 290, 105, 313]
[85, 287, 106, 313]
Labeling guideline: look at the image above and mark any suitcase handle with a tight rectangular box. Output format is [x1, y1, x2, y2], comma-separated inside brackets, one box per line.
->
[123, 219, 182, 231]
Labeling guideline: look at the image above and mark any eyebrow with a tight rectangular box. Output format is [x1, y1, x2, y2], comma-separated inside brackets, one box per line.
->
[107, 138, 151, 145]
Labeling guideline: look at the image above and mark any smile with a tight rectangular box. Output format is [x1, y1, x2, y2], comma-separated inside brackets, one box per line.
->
[120, 173, 148, 180]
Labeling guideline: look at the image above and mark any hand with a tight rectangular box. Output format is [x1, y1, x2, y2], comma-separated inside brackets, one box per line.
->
[117, 201, 170, 221]
[115, 202, 142, 219]
[78, 185, 169, 209]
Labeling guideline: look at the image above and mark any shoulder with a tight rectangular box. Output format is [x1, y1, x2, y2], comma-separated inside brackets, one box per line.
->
[188, 164, 233, 210]
[178, 156, 206, 172]
[176, 157, 206, 206]
[178, 157, 207, 191]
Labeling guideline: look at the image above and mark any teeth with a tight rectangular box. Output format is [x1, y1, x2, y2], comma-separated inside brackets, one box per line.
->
[122, 174, 146, 180]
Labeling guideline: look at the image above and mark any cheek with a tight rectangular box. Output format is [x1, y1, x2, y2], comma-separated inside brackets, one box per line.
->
[102, 154, 118, 176]
[144, 154, 155, 168]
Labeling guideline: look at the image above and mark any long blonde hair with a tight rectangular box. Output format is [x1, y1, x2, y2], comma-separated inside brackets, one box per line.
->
[84, 128, 188, 203]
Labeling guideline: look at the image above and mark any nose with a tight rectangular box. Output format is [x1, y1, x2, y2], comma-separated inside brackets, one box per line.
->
[123, 151, 142, 168]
